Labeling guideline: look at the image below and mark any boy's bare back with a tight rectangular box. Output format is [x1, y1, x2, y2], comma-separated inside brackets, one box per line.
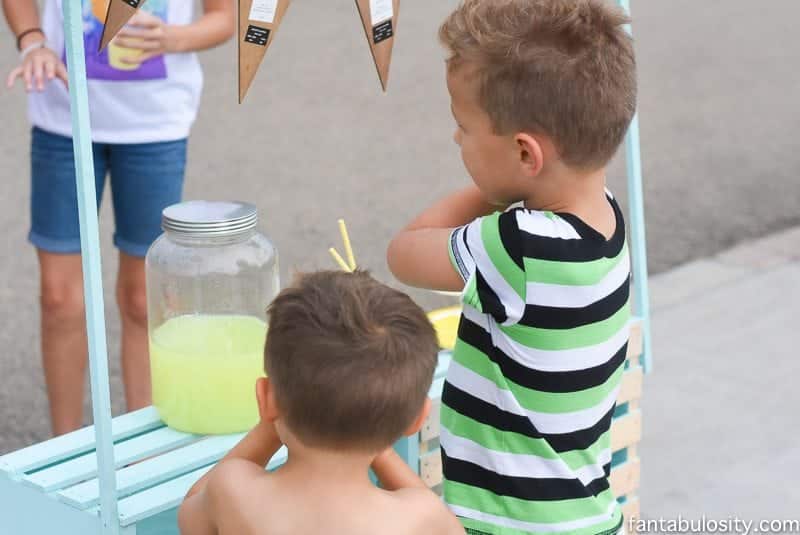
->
[201, 459, 459, 535]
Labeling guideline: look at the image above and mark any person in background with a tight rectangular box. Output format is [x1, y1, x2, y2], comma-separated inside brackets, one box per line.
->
[2, 0, 235, 435]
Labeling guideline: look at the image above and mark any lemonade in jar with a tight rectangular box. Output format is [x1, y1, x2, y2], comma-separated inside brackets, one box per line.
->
[146, 201, 279, 434]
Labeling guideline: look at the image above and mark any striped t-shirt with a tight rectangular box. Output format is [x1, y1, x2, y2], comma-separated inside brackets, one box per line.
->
[443, 193, 630, 535]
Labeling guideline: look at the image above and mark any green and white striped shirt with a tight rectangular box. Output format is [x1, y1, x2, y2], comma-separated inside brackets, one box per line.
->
[444, 193, 630, 535]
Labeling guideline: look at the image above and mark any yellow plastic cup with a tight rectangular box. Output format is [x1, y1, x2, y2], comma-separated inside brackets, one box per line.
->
[427, 306, 462, 350]
[108, 39, 144, 71]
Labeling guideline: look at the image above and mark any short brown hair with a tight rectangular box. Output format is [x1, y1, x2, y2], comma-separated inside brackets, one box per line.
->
[440, 0, 637, 169]
[264, 271, 439, 452]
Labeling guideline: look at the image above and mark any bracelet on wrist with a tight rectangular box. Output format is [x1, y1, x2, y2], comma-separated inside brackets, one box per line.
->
[16, 28, 44, 50]
[20, 41, 46, 62]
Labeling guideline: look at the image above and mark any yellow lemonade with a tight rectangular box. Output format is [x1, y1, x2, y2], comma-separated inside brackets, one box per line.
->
[150, 314, 267, 434]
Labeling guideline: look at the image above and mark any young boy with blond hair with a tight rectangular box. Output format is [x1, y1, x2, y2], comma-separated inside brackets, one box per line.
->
[178, 271, 464, 535]
[388, 1, 637, 533]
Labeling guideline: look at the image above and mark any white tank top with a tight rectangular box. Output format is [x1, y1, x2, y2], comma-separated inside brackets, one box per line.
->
[28, 0, 204, 143]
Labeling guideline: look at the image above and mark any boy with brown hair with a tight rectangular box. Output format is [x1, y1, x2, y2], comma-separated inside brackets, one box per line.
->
[388, 0, 636, 533]
[178, 271, 464, 535]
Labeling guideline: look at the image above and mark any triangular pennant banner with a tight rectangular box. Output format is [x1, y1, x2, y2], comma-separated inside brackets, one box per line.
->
[100, 0, 143, 52]
[354, 0, 399, 92]
[239, 0, 292, 103]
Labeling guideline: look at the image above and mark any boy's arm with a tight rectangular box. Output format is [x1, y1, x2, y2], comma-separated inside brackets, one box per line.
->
[177, 486, 216, 535]
[179, 422, 282, 534]
[387, 186, 500, 291]
[114, 0, 235, 63]
[371, 448, 428, 490]
[185, 421, 282, 500]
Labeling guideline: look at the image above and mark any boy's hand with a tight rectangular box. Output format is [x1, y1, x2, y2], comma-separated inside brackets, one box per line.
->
[114, 11, 179, 63]
[7, 46, 68, 91]
[372, 448, 428, 490]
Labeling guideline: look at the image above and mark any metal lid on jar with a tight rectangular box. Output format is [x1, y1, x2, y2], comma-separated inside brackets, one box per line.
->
[162, 201, 258, 237]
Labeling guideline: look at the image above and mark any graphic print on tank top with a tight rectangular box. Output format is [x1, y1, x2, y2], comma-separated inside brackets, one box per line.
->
[65, 0, 168, 81]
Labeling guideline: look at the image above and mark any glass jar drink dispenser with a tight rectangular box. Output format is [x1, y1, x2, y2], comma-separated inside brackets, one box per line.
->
[146, 201, 279, 434]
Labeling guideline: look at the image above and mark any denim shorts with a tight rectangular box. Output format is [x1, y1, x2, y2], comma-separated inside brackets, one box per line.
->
[30, 127, 187, 258]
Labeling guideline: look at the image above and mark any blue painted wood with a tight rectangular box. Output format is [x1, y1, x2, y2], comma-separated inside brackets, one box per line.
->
[58, 434, 244, 510]
[116, 465, 213, 526]
[434, 351, 451, 379]
[617, 0, 653, 373]
[134, 508, 180, 535]
[24, 427, 197, 493]
[0, 473, 103, 535]
[393, 353, 450, 471]
[0, 407, 162, 477]
[62, 0, 119, 532]
[110, 445, 288, 528]
[266, 446, 289, 470]
[393, 434, 421, 476]
[428, 376, 446, 402]
[611, 448, 629, 469]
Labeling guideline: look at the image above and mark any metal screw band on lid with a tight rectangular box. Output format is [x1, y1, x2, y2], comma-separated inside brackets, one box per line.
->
[162, 201, 258, 237]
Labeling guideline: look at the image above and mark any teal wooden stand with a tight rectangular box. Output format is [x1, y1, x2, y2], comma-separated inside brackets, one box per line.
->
[0, 1, 651, 533]
[0, 356, 451, 535]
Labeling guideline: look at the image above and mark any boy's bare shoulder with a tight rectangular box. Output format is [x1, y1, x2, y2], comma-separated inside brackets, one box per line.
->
[206, 459, 273, 512]
[389, 488, 464, 534]
[205, 459, 279, 533]
[208, 458, 267, 492]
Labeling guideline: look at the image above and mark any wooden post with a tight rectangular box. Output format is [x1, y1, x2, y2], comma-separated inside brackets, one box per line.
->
[63, 0, 119, 533]
[99, 0, 143, 51]
[238, 0, 292, 103]
[616, 0, 653, 373]
[354, 0, 400, 91]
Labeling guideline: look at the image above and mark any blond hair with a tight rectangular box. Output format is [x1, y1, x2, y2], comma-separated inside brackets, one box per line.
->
[440, 0, 637, 169]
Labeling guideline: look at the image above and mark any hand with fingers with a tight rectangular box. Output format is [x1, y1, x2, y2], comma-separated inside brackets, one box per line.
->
[113, 10, 179, 66]
[7, 44, 68, 92]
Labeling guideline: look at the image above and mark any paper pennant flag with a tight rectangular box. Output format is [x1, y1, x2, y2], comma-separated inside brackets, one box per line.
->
[99, 0, 143, 52]
[239, 0, 292, 103]
[354, 0, 399, 92]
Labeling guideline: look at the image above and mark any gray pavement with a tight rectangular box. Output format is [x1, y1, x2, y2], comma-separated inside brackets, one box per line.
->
[0, 0, 799, 524]
[640, 225, 800, 521]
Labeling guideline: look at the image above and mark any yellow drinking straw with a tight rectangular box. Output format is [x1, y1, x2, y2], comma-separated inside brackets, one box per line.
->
[330, 219, 358, 272]
[338, 219, 357, 270]
[327, 218, 460, 350]
[329, 247, 353, 272]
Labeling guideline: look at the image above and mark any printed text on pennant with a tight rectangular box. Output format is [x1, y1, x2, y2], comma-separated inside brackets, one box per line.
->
[245, 25, 271, 46]
[373, 19, 393, 44]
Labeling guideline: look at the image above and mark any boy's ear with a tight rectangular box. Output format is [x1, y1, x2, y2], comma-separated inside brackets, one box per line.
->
[256, 376, 280, 422]
[515, 133, 545, 178]
[404, 398, 432, 437]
